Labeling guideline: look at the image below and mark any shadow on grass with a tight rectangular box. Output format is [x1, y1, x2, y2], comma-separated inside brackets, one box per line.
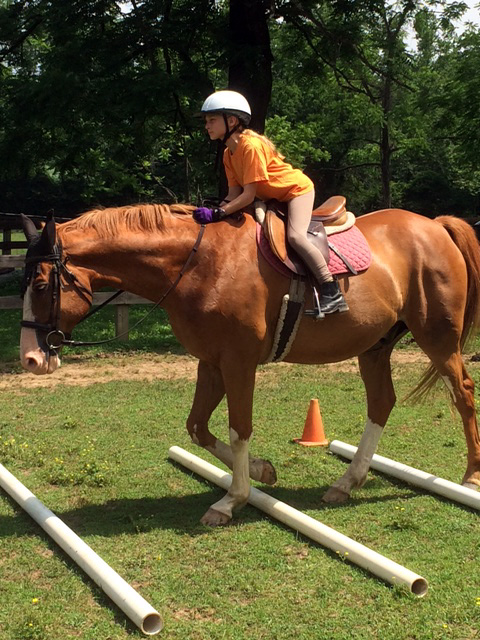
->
[3, 471, 470, 622]
[0, 479, 418, 542]
[0, 478, 431, 625]
[2, 453, 477, 541]
[0, 483, 421, 636]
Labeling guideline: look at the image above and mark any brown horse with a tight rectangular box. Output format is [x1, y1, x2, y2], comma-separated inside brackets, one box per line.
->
[19, 204, 480, 526]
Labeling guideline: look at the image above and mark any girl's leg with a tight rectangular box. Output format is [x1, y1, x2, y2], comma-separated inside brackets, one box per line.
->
[287, 190, 348, 315]
[287, 190, 332, 284]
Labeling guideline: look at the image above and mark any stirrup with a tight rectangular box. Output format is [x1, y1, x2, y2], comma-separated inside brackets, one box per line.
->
[304, 285, 325, 320]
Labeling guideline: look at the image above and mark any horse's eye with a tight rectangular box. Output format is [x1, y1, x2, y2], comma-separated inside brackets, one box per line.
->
[32, 281, 49, 293]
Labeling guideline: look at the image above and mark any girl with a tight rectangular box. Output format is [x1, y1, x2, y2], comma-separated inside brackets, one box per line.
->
[193, 90, 347, 316]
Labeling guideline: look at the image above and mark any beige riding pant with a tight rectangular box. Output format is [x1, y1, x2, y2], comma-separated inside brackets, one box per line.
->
[287, 190, 333, 284]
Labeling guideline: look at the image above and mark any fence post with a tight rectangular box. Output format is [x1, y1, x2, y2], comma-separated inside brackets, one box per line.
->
[3, 229, 11, 255]
[115, 304, 129, 341]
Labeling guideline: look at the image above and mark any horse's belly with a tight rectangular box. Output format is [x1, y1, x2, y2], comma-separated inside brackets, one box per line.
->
[282, 288, 398, 365]
[284, 325, 386, 364]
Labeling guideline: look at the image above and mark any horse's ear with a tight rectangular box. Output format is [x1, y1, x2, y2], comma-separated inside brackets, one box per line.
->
[40, 214, 56, 251]
[21, 214, 39, 246]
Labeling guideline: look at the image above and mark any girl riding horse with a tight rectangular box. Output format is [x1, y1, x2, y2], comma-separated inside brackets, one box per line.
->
[194, 90, 347, 316]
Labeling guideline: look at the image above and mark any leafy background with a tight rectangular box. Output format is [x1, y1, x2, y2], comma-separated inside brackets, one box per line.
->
[0, 0, 479, 218]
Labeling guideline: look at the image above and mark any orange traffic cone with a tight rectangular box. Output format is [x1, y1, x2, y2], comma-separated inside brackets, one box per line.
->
[293, 399, 329, 446]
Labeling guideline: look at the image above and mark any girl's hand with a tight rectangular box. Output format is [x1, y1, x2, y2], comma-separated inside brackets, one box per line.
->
[193, 207, 226, 224]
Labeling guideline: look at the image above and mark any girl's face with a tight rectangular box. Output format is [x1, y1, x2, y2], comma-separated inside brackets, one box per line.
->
[204, 114, 226, 140]
[204, 114, 238, 140]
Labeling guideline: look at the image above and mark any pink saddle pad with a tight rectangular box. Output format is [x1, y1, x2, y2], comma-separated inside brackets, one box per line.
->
[256, 223, 371, 278]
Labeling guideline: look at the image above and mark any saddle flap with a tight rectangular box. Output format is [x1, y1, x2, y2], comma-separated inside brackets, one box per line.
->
[307, 220, 330, 264]
[265, 209, 287, 262]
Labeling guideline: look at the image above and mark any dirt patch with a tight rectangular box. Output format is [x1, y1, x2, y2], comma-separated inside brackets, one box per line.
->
[0, 349, 438, 391]
[0, 352, 199, 390]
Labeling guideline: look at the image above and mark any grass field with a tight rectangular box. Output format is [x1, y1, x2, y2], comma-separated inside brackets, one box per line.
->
[0, 267, 479, 639]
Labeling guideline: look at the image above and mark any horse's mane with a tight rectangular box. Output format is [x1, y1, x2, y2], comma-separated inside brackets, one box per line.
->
[61, 203, 195, 237]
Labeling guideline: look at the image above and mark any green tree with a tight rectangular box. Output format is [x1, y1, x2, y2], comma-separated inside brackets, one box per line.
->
[0, 0, 226, 213]
[228, 0, 273, 133]
[0, 0, 478, 218]
[274, 0, 468, 209]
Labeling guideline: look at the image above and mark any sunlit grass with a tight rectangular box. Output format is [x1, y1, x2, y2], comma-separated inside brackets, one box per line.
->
[1, 357, 479, 639]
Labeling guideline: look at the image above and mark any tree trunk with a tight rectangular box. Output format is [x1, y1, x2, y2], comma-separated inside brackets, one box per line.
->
[380, 51, 393, 208]
[228, 0, 273, 133]
[380, 119, 391, 209]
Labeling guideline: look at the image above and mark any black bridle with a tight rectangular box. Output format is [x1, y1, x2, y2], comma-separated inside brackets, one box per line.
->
[20, 224, 206, 352]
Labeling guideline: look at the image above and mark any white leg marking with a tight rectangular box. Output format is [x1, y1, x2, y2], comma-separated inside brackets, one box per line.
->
[333, 419, 384, 494]
[206, 439, 233, 466]
[190, 424, 200, 445]
[210, 428, 250, 518]
[205, 438, 265, 482]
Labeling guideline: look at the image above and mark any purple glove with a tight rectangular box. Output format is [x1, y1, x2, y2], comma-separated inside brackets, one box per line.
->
[193, 206, 225, 224]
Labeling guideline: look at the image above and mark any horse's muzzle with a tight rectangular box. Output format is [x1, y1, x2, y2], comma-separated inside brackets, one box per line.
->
[20, 328, 61, 375]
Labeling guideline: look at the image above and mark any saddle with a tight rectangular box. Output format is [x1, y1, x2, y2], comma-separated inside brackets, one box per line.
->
[258, 195, 357, 276]
[255, 196, 370, 360]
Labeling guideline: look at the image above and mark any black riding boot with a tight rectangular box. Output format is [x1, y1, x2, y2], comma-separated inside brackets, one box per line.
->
[319, 280, 349, 315]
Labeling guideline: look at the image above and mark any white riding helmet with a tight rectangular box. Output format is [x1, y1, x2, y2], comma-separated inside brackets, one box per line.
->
[200, 90, 251, 125]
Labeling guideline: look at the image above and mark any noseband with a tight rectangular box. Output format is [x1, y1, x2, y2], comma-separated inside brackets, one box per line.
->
[20, 224, 206, 352]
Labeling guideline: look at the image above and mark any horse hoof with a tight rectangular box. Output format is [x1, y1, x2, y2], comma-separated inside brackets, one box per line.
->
[322, 486, 350, 504]
[462, 482, 480, 491]
[200, 508, 232, 527]
[260, 460, 277, 485]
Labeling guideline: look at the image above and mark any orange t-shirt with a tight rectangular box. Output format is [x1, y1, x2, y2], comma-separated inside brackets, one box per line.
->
[223, 133, 313, 202]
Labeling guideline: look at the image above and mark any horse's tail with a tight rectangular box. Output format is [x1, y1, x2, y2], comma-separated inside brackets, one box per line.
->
[437, 216, 480, 345]
[409, 215, 480, 402]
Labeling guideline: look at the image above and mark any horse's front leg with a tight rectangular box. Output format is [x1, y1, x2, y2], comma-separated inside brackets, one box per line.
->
[187, 360, 276, 485]
[200, 362, 256, 527]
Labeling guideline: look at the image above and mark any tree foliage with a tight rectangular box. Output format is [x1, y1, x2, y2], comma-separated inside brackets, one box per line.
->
[0, 0, 478, 217]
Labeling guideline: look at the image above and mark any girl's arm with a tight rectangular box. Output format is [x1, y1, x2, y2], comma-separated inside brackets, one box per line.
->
[222, 183, 257, 215]
[220, 185, 242, 206]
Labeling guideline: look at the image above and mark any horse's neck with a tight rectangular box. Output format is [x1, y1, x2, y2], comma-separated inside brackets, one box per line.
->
[61, 225, 203, 297]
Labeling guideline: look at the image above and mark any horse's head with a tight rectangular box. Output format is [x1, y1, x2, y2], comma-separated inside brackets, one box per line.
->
[20, 214, 93, 375]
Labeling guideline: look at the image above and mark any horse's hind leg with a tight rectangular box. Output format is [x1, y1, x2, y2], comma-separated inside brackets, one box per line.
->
[186, 360, 276, 485]
[426, 351, 480, 489]
[323, 346, 396, 503]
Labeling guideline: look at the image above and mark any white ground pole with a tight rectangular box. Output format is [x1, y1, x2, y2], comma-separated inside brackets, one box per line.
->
[168, 446, 428, 597]
[0, 463, 163, 636]
[329, 440, 480, 511]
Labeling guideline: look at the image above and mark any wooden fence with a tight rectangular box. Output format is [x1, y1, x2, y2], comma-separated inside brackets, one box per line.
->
[0, 254, 152, 341]
[1, 214, 154, 341]
[0, 213, 38, 255]
[0, 212, 72, 255]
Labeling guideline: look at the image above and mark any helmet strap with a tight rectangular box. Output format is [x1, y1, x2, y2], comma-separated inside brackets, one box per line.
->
[214, 114, 243, 172]
[221, 113, 241, 144]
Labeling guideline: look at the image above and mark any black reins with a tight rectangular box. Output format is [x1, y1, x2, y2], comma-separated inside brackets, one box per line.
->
[21, 224, 206, 351]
